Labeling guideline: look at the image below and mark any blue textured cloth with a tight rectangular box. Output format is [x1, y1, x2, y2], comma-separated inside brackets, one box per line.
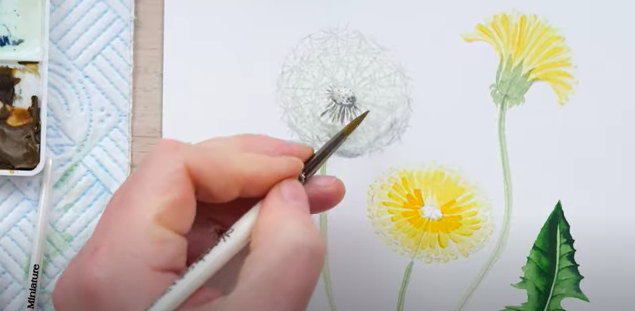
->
[0, 0, 133, 310]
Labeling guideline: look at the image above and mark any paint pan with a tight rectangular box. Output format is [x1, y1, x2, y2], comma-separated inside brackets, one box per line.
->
[0, 0, 49, 176]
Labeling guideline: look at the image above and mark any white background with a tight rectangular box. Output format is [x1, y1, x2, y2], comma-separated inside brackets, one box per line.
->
[163, 0, 634, 310]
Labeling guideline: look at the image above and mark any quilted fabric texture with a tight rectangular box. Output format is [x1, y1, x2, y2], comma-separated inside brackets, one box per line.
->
[0, 0, 133, 310]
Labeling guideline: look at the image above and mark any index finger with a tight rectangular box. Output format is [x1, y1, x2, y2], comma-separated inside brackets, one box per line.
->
[129, 139, 305, 236]
[196, 134, 314, 159]
[52, 138, 306, 311]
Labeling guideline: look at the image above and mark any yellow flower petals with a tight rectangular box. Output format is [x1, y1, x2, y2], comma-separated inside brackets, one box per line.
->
[367, 164, 494, 263]
[463, 12, 575, 105]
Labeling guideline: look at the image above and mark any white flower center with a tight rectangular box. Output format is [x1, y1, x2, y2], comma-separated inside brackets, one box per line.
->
[329, 87, 357, 107]
[420, 194, 443, 221]
[321, 85, 362, 124]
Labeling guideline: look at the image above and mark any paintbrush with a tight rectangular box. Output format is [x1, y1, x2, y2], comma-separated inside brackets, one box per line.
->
[24, 159, 53, 311]
[146, 111, 370, 311]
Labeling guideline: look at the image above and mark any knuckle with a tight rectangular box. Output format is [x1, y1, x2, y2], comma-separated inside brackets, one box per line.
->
[145, 139, 187, 171]
[133, 139, 189, 190]
[219, 155, 256, 198]
[153, 139, 184, 156]
[220, 182, 242, 202]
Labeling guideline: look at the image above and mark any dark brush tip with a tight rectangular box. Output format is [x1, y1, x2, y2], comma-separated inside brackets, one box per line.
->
[342, 110, 370, 135]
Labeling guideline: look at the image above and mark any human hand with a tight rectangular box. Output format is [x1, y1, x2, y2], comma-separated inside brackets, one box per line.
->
[51, 134, 346, 311]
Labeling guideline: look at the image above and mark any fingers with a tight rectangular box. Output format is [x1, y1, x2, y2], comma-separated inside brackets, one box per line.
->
[197, 134, 313, 160]
[184, 176, 344, 264]
[304, 175, 346, 213]
[188, 151, 305, 203]
[142, 141, 304, 239]
[51, 137, 311, 311]
[202, 179, 325, 311]
[191, 175, 344, 230]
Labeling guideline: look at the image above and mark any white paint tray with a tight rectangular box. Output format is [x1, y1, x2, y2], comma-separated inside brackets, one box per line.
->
[0, 0, 50, 176]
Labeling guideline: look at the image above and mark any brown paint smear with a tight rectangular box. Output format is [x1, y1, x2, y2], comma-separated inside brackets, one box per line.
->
[0, 66, 41, 170]
[0, 67, 20, 107]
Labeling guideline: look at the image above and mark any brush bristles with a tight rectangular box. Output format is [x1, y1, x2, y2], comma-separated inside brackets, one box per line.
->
[342, 110, 370, 135]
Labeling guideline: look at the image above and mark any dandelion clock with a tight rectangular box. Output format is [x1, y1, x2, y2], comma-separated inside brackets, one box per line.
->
[277, 26, 412, 158]
[276, 26, 413, 311]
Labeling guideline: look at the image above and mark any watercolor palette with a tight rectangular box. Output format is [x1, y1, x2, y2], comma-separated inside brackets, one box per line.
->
[0, 0, 49, 176]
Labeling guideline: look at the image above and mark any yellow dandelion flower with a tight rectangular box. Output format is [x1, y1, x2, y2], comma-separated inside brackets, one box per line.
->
[367, 165, 493, 263]
[455, 13, 576, 311]
[462, 12, 575, 106]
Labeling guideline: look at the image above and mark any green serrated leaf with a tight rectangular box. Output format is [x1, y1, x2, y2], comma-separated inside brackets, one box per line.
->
[502, 201, 589, 311]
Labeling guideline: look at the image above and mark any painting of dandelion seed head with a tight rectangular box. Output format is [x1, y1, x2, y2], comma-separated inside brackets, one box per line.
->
[277, 26, 412, 158]
[366, 164, 494, 264]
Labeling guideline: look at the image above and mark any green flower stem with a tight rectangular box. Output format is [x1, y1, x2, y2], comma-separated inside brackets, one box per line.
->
[318, 163, 337, 311]
[454, 98, 513, 311]
[396, 261, 414, 311]
[396, 232, 425, 311]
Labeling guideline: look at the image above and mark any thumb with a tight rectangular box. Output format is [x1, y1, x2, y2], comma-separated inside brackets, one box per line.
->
[213, 179, 326, 311]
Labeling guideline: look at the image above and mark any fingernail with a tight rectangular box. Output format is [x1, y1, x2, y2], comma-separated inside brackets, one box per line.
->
[280, 179, 308, 209]
[310, 175, 337, 186]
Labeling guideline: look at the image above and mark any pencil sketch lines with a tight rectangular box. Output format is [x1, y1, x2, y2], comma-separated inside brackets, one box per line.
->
[276, 26, 415, 311]
[277, 26, 413, 158]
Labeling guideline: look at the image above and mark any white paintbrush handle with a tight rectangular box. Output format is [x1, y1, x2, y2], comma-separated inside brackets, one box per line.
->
[25, 159, 53, 311]
[146, 201, 263, 311]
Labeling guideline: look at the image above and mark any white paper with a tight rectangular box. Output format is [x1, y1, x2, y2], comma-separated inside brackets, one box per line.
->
[163, 1, 635, 310]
